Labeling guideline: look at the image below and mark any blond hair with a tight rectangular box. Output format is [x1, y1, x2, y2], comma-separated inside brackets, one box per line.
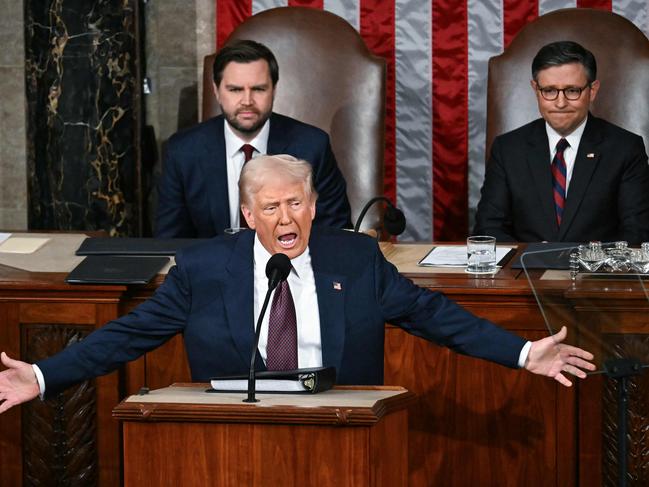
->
[239, 154, 318, 206]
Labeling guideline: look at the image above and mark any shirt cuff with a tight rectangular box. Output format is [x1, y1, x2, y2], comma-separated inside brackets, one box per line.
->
[518, 341, 532, 368]
[32, 364, 46, 400]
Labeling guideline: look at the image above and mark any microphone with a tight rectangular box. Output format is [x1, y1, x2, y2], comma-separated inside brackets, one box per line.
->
[243, 253, 292, 403]
[354, 196, 406, 237]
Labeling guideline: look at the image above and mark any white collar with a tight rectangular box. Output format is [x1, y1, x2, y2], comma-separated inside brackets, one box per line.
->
[545, 116, 587, 151]
[224, 118, 271, 160]
[253, 233, 311, 279]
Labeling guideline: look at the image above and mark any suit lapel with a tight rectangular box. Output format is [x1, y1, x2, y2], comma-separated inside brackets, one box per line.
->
[201, 117, 232, 232]
[559, 116, 602, 240]
[309, 233, 347, 372]
[223, 231, 263, 369]
[267, 113, 291, 154]
[526, 121, 559, 240]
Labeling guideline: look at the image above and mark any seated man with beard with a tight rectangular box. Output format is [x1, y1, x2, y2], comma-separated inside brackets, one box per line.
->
[155, 39, 352, 238]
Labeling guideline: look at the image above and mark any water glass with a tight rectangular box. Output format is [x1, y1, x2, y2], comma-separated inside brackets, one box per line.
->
[466, 236, 497, 274]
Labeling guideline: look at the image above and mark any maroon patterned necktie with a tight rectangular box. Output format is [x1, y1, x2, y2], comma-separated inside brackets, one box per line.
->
[266, 279, 298, 371]
[238, 144, 255, 228]
[551, 138, 570, 226]
[241, 144, 255, 163]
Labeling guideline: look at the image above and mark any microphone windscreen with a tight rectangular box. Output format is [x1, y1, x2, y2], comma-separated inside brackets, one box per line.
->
[266, 253, 292, 283]
[384, 206, 406, 236]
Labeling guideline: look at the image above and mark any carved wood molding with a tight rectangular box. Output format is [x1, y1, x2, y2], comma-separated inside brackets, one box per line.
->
[22, 324, 98, 486]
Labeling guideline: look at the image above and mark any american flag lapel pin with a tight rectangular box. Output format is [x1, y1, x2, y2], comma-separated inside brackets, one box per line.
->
[333, 281, 342, 291]
[586, 153, 596, 158]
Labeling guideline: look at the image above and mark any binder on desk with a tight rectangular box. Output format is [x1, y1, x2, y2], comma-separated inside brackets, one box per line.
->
[209, 366, 336, 394]
[75, 237, 206, 256]
[65, 255, 170, 284]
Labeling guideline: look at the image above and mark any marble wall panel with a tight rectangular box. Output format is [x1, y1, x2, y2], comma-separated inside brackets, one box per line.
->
[0, 0, 216, 232]
[142, 0, 214, 234]
[0, 0, 27, 230]
[24, 0, 140, 236]
[195, 0, 217, 113]
[0, 0, 24, 66]
[0, 68, 27, 229]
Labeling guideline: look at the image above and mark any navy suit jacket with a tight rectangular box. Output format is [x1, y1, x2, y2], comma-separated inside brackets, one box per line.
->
[155, 113, 352, 237]
[474, 115, 649, 244]
[38, 228, 526, 397]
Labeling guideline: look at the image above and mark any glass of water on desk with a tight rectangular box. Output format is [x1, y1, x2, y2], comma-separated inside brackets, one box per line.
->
[466, 236, 497, 274]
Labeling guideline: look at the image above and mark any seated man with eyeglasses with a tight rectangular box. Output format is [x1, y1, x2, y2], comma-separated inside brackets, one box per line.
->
[474, 40, 649, 244]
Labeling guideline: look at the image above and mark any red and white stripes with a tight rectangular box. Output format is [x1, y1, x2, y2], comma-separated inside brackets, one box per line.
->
[215, 0, 649, 240]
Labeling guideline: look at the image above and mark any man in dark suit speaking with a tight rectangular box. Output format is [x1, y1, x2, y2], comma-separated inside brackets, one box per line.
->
[0, 154, 594, 411]
[474, 41, 649, 244]
[155, 39, 352, 238]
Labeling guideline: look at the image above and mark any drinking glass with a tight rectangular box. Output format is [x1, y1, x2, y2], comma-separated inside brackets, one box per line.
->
[466, 235, 497, 274]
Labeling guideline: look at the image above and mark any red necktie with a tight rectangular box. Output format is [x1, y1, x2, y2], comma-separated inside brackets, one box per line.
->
[551, 138, 569, 226]
[239, 144, 255, 228]
[266, 279, 298, 371]
[241, 144, 255, 163]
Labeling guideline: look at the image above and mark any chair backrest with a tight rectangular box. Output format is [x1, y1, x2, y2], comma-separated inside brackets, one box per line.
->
[202, 7, 386, 230]
[486, 8, 649, 158]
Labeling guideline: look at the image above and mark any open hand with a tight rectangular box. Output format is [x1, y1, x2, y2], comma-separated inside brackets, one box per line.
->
[0, 352, 40, 414]
[525, 326, 596, 387]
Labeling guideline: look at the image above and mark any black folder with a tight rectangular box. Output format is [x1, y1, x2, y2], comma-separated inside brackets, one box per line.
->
[75, 237, 206, 256]
[511, 242, 580, 270]
[208, 366, 336, 394]
[65, 256, 170, 284]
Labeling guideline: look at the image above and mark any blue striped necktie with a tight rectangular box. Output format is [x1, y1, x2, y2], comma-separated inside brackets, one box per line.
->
[551, 138, 570, 226]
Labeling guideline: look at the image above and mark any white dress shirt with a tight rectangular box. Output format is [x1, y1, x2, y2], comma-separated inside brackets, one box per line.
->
[224, 120, 270, 227]
[545, 117, 587, 196]
[253, 235, 323, 368]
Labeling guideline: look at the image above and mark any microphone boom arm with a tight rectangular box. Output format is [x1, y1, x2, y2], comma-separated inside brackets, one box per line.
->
[354, 196, 406, 237]
[243, 253, 291, 403]
[244, 280, 276, 403]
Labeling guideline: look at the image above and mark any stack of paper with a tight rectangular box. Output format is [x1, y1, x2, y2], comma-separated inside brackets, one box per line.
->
[418, 245, 514, 267]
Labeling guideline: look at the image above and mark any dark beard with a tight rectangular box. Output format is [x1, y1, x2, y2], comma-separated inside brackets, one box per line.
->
[222, 108, 271, 136]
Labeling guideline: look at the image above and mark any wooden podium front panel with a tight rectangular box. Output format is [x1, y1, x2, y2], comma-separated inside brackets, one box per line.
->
[121, 411, 408, 487]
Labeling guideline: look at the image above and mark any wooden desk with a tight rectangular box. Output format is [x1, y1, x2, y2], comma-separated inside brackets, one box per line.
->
[113, 385, 414, 487]
[0, 238, 645, 486]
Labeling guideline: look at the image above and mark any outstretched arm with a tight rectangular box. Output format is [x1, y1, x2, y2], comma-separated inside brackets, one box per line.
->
[524, 326, 596, 387]
[0, 352, 40, 414]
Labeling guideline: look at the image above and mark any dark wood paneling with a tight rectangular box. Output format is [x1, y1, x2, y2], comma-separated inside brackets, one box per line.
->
[0, 273, 125, 487]
[0, 303, 22, 486]
[22, 324, 98, 486]
[20, 302, 96, 324]
[115, 389, 410, 487]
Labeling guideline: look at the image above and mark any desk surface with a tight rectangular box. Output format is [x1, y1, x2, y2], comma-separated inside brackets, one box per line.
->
[1, 234, 645, 298]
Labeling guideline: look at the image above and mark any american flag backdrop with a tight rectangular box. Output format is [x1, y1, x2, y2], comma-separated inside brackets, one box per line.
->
[215, 1, 649, 241]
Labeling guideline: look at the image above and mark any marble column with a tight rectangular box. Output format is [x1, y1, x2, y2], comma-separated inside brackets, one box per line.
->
[25, 0, 140, 236]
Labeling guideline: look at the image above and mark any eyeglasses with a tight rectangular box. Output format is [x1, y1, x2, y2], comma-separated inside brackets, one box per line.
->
[536, 83, 591, 101]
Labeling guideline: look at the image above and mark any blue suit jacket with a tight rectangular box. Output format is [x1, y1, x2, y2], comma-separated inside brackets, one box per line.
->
[155, 113, 352, 237]
[474, 115, 649, 244]
[38, 228, 526, 396]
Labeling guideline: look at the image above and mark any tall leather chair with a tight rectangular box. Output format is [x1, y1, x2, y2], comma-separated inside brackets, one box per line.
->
[486, 8, 649, 158]
[202, 7, 386, 231]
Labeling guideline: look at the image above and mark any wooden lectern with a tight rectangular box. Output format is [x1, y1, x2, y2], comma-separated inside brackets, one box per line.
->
[113, 384, 414, 487]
